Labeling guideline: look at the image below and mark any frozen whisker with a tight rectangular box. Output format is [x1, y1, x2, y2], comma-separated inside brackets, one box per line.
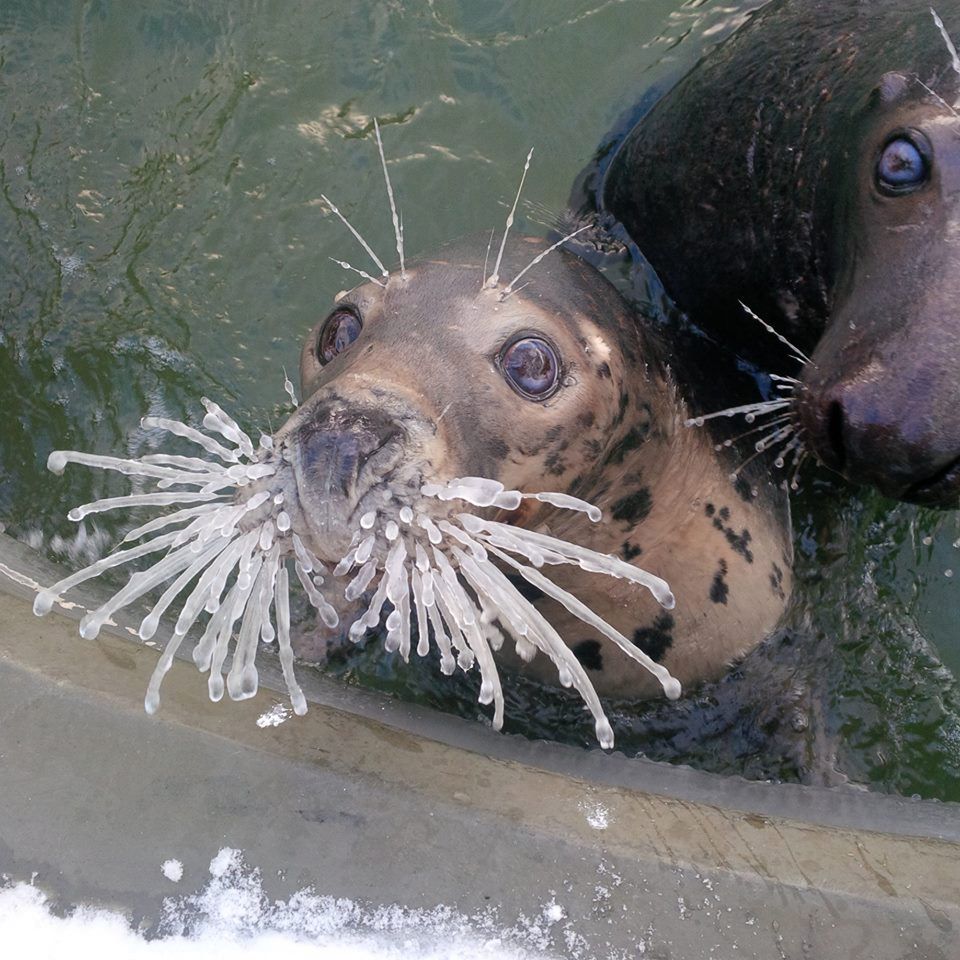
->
[684, 398, 792, 428]
[716, 412, 794, 451]
[738, 301, 810, 366]
[486, 147, 534, 288]
[373, 118, 407, 281]
[320, 194, 389, 281]
[140, 416, 240, 463]
[282, 368, 298, 407]
[329, 257, 386, 288]
[67, 490, 225, 523]
[200, 397, 255, 459]
[497, 224, 591, 301]
[932, 7, 960, 78]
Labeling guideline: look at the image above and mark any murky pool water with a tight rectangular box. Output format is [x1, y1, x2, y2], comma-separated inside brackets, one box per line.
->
[2, 0, 959, 801]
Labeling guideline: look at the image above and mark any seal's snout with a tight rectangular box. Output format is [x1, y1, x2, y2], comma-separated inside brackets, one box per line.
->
[799, 373, 960, 507]
[297, 410, 402, 501]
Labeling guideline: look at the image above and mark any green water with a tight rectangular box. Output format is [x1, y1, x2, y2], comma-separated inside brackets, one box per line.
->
[2, 0, 959, 801]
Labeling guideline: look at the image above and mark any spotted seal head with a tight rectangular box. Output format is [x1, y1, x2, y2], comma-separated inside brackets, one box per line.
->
[601, 0, 960, 505]
[276, 235, 793, 699]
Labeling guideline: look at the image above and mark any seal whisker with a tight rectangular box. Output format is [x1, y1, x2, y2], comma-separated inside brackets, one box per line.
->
[738, 301, 810, 365]
[498, 224, 591, 301]
[328, 257, 387, 288]
[486, 147, 534, 289]
[481, 227, 495, 290]
[685, 398, 792, 428]
[373, 118, 407, 281]
[320, 194, 390, 282]
[716, 412, 794, 450]
[931, 7, 960, 79]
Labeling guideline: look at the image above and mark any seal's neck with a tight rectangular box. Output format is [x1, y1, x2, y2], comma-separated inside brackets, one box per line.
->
[526, 409, 793, 699]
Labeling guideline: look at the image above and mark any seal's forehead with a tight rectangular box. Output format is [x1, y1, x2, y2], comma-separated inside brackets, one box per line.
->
[351, 245, 639, 345]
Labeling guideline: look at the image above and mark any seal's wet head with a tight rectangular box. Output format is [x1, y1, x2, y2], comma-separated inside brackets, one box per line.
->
[601, 0, 960, 506]
[797, 69, 960, 505]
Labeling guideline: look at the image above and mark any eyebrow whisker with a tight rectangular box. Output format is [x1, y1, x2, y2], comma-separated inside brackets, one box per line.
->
[486, 147, 534, 289]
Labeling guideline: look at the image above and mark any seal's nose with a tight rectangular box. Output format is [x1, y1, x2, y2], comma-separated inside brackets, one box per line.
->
[297, 409, 402, 500]
[799, 378, 960, 505]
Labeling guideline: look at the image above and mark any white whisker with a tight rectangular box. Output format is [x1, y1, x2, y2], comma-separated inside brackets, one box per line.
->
[320, 193, 389, 281]
[329, 257, 386, 288]
[486, 147, 533, 288]
[498, 225, 590, 300]
[738, 301, 811, 365]
[685, 399, 791, 428]
[373, 118, 406, 281]
[932, 7, 960, 77]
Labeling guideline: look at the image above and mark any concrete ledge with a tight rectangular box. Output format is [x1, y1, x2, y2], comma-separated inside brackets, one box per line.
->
[1, 531, 958, 958]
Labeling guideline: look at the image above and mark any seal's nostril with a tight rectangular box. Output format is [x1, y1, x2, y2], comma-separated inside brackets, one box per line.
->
[827, 400, 846, 471]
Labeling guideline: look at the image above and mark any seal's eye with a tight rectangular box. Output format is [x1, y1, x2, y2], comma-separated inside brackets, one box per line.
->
[499, 336, 561, 400]
[876, 136, 928, 193]
[318, 306, 362, 364]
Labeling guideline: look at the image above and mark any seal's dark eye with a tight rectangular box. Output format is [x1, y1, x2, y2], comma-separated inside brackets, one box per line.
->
[318, 306, 362, 364]
[499, 336, 561, 400]
[876, 136, 928, 193]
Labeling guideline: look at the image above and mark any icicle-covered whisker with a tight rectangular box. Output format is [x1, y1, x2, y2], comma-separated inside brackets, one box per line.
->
[685, 398, 791, 428]
[373, 118, 406, 281]
[452, 545, 615, 748]
[738, 301, 811, 366]
[486, 147, 534, 288]
[67, 490, 225, 522]
[141, 416, 240, 463]
[486, 543, 682, 701]
[716, 412, 794, 451]
[320, 193, 389, 281]
[200, 397, 255, 459]
[329, 257, 386, 288]
[497, 225, 591, 300]
[932, 7, 960, 79]
[34, 397, 331, 722]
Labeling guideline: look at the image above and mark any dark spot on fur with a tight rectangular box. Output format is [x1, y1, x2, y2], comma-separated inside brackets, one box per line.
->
[710, 508, 754, 563]
[577, 411, 596, 430]
[718, 506, 730, 521]
[485, 437, 509, 462]
[632, 614, 675, 662]
[770, 562, 785, 600]
[621, 541, 642, 561]
[611, 488, 652, 524]
[604, 424, 651, 466]
[710, 558, 729, 605]
[544, 452, 567, 476]
[583, 438, 603, 459]
[597, 362, 612, 379]
[573, 639, 603, 671]
[545, 424, 565, 444]
[725, 527, 753, 563]
[505, 574, 545, 604]
[705, 503, 716, 517]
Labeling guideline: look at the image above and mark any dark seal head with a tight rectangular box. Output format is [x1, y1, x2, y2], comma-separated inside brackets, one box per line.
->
[602, 0, 960, 505]
[279, 236, 793, 697]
